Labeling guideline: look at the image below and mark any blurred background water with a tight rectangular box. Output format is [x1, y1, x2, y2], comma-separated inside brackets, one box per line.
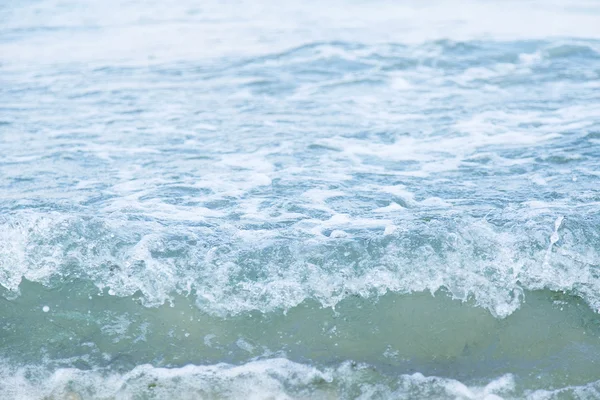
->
[1, 0, 600, 398]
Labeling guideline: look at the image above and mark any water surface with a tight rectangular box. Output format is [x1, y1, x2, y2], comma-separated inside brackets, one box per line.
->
[1, 0, 600, 398]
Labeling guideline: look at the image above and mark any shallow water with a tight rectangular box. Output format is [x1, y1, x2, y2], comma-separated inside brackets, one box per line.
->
[1, 0, 600, 398]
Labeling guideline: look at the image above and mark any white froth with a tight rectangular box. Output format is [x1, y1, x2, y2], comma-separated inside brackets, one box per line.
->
[0, 357, 551, 400]
[2, 207, 599, 319]
[303, 189, 345, 205]
[544, 215, 565, 266]
[383, 225, 397, 236]
[551, 216, 565, 245]
[380, 186, 416, 204]
[530, 175, 548, 186]
[374, 203, 405, 213]
[329, 230, 349, 238]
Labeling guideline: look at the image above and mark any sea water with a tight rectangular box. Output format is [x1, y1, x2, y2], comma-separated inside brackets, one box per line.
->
[1, 0, 600, 398]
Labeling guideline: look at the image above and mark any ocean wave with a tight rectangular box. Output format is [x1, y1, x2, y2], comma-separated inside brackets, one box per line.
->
[2, 357, 600, 400]
[1, 210, 599, 318]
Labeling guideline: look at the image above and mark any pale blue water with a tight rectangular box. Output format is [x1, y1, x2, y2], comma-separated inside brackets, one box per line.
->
[1, 0, 600, 399]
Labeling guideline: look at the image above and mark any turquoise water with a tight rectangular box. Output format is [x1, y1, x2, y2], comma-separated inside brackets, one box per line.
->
[1, 0, 600, 398]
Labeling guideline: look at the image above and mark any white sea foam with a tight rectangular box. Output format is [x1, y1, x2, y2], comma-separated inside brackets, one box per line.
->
[2, 356, 598, 400]
[0, 357, 553, 400]
[2, 208, 599, 319]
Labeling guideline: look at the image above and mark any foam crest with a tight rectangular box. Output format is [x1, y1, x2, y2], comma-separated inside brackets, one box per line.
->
[1, 208, 599, 318]
[0, 358, 528, 400]
[4, 356, 599, 400]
